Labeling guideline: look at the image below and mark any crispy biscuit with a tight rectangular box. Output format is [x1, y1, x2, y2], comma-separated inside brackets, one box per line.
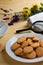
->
[15, 48, 22, 55]
[27, 39, 33, 45]
[23, 46, 33, 53]
[40, 40, 43, 47]
[33, 37, 40, 42]
[26, 51, 36, 59]
[36, 47, 43, 57]
[11, 43, 20, 50]
[27, 36, 35, 39]
[31, 42, 40, 48]
[21, 41, 29, 48]
[17, 36, 26, 44]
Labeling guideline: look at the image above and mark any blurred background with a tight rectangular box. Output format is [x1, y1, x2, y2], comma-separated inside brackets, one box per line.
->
[0, 0, 43, 23]
[0, 0, 43, 12]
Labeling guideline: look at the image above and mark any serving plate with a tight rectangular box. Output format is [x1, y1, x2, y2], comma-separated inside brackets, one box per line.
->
[5, 33, 43, 63]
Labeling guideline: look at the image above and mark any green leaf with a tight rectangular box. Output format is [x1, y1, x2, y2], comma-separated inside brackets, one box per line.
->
[40, 3, 43, 6]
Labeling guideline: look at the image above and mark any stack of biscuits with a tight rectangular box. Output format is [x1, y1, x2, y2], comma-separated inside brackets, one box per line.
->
[11, 36, 43, 59]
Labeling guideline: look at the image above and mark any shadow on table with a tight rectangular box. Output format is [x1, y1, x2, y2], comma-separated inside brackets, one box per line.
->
[2, 50, 43, 65]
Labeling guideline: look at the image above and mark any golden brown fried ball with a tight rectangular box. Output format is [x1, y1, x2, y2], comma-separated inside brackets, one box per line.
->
[15, 48, 22, 55]
[26, 51, 36, 59]
[32, 37, 40, 42]
[21, 41, 29, 48]
[31, 42, 40, 48]
[40, 40, 43, 47]
[23, 46, 33, 53]
[27, 35, 35, 39]
[36, 47, 43, 57]
[17, 36, 26, 44]
[27, 39, 33, 45]
[11, 42, 20, 50]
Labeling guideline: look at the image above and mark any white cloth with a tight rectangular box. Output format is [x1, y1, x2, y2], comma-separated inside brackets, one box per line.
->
[28, 12, 43, 23]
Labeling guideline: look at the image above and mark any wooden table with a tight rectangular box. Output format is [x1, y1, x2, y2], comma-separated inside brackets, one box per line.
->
[0, 0, 43, 65]
[0, 21, 43, 65]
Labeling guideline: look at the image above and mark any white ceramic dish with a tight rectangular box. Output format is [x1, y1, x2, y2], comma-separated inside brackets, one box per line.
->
[5, 33, 43, 63]
[0, 22, 8, 37]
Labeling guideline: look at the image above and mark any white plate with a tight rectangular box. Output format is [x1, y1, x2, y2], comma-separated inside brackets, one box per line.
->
[0, 22, 8, 37]
[5, 33, 43, 63]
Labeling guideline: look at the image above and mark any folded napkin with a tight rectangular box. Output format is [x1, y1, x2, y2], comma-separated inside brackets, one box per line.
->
[27, 12, 43, 32]
[28, 12, 43, 24]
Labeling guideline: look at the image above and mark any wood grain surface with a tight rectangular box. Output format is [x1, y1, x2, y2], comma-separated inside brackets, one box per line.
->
[0, 0, 43, 65]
